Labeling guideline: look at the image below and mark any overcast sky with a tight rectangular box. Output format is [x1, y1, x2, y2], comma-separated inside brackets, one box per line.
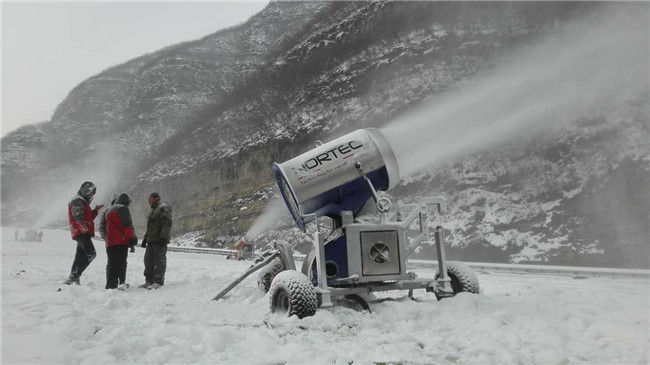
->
[1, 1, 269, 137]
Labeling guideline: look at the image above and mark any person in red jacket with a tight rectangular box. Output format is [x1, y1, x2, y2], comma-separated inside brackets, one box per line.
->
[64, 181, 104, 285]
[104, 192, 138, 290]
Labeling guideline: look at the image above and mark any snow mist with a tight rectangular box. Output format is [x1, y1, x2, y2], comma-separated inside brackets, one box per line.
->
[381, 5, 649, 178]
[244, 194, 289, 242]
[33, 144, 136, 228]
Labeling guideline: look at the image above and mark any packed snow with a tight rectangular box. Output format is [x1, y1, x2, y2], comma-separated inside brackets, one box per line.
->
[2, 228, 648, 364]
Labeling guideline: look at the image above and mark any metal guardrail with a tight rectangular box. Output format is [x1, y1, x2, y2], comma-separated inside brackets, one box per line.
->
[167, 246, 237, 256]
[408, 260, 650, 279]
[167, 245, 650, 279]
[167, 245, 308, 260]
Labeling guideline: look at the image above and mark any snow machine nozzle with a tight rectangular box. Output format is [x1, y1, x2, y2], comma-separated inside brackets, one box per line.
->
[272, 128, 399, 231]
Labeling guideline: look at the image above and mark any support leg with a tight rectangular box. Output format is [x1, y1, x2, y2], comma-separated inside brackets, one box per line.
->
[435, 226, 453, 294]
[314, 231, 332, 308]
[212, 252, 280, 301]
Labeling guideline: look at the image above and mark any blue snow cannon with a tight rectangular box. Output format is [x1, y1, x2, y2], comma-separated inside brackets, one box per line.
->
[257, 127, 478, 318]
[272, 128, 400, 231]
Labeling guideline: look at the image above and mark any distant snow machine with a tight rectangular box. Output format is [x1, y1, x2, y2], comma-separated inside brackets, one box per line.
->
[225, 237, 255, 260]
[213, 128, 479, 318]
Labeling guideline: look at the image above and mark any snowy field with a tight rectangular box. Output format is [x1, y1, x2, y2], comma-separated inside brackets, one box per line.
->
[2, 228, 648, 364]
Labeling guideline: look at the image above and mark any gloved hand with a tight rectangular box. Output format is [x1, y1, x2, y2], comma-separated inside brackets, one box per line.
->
[129, 238, 137, 252]
[141, 238, 147, 248]
[161, 238, 170, 245]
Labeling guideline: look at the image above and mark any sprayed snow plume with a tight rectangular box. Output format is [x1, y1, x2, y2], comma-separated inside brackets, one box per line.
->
[381, 5, 649, 178]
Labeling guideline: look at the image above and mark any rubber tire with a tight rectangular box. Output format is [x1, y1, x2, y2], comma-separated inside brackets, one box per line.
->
[269, 270, 318, 319]
[435, 261, 480, 295]
[257, 258, 285, 293]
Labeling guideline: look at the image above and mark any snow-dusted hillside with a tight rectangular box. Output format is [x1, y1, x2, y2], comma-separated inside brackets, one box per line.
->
[2, 228, 648, 364]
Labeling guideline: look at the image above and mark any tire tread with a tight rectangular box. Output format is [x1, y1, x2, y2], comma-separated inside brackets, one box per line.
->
[269, 270, 318, 318]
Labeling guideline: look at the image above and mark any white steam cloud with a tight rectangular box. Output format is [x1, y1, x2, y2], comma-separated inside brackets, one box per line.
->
[381, 5, 649, 178]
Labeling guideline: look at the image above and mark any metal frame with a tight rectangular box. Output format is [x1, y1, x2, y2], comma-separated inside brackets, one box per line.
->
[212, 241, 296, 301]
[310, 196, 454, 307]
[212, 197, 456, 305]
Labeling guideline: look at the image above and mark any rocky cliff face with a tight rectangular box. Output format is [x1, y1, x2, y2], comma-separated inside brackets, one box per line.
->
[2, 1, 648, 268]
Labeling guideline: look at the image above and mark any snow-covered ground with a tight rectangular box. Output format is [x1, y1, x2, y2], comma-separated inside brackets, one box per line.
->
[2, 228, 648, 364]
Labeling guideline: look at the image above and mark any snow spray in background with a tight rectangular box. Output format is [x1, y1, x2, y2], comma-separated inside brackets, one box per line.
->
[33, 145, 135, 228]
[381, 5, 649, 178]
[243, 195, 290, 242]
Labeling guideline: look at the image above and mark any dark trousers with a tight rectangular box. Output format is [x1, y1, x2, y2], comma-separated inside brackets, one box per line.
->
[69, 234, 96, 279]
[106, 245, 129, 289]
[144, 243, 167, 285]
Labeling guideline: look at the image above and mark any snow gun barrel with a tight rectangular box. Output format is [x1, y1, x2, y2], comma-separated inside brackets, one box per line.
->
[272, 128, 399, 231]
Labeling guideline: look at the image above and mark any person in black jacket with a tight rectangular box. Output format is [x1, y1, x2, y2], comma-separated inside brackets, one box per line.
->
[139, 192, 172, 289]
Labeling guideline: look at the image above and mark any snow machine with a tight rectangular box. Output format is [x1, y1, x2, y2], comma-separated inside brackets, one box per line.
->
[213, 128, 479, 318]
[225, 237, 255, 261]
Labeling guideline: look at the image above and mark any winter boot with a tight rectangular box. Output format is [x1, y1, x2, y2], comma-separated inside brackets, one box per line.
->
[139, 282, 152, 289]
[64, 276, 80, 285]
[148, 283, 162, 290]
